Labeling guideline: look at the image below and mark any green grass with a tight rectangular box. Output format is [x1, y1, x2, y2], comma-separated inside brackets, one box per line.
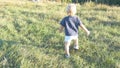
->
[0, 0, 120, 68]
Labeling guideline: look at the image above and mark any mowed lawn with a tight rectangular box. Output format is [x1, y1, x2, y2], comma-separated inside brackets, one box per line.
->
[0, 0, 120, 68]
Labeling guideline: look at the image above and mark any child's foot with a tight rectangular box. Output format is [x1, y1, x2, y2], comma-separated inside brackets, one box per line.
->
[64, 54, 70, 58]
[74, 45, 79, 50]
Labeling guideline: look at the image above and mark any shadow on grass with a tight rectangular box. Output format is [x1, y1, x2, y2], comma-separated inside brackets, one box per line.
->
[0, 39, 20, 48]
[80, 52, 116, 68]
[21, 10, 61, 23]
[21, 10, 50, 20]
[108, 42, 120, 52]
[0, 39, 21, 68]
[99, 20, 120, 27]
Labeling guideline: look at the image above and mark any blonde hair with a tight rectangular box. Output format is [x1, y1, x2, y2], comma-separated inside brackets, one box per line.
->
[66, 4, 76, 15]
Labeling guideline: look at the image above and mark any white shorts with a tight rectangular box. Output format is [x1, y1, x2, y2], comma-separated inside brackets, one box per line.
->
[64, 36, 78, 42]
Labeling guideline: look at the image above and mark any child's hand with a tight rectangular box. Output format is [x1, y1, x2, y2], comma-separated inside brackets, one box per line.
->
[59, 26, 64, 33]
[87, 31, 90, 36]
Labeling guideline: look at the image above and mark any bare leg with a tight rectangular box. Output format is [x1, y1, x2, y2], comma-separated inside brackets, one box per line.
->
[73, 38, 79, 49]
[64, 41, 70, 56]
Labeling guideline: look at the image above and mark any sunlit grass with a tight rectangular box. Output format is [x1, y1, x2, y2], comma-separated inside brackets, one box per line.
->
[0, 0, 120, 68]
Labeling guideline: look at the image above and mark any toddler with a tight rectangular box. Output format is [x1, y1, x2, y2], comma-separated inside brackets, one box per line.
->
[59, 4, 90, 58]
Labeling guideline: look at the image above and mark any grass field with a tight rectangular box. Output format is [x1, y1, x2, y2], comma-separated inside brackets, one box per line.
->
[0, 0, 120, 68]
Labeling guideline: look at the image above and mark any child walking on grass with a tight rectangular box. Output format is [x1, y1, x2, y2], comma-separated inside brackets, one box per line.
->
[59, 4, 90, 58]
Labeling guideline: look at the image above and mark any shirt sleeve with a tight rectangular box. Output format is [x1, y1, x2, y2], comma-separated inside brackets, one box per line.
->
[60, 18, 65, 27]
[77, 17, 82, 26]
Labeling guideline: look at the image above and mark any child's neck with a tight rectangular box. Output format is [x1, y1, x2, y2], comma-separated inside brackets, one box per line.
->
[68, 15, 75, 16]
[67, 13, 75, 16]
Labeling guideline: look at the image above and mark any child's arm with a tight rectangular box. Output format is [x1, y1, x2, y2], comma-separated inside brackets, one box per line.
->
[80, 24, 90, 36]
[59, 25, 64, 33]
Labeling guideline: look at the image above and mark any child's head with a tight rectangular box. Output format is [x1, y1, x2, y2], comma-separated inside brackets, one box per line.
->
[66, 4, 76, 16]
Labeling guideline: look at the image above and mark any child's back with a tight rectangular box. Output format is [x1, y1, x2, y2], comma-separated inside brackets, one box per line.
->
[60, 15, 82, 36]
